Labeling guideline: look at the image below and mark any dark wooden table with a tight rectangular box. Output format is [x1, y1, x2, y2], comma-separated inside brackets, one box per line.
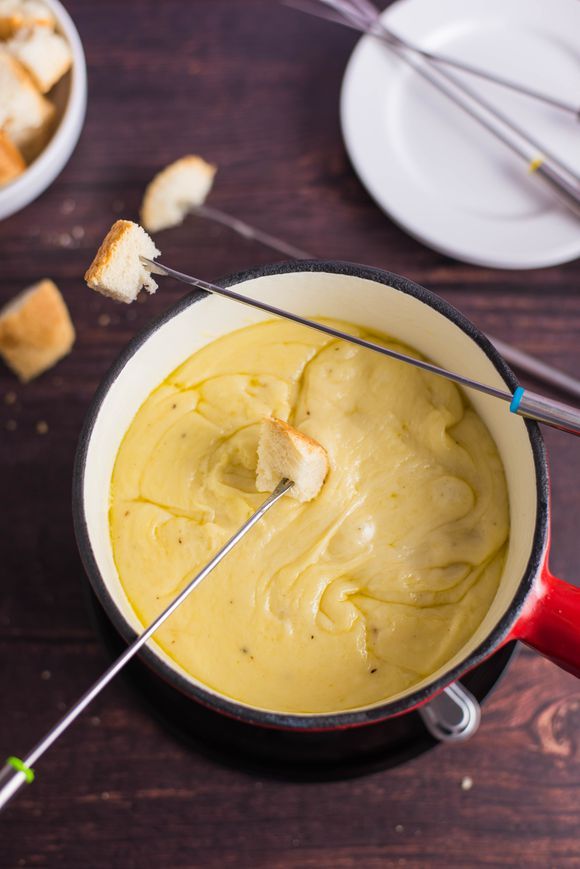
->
[2, 1, 580, 866]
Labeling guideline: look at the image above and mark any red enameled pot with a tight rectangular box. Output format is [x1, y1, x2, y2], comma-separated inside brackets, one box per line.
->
[73, 261, 579, 732]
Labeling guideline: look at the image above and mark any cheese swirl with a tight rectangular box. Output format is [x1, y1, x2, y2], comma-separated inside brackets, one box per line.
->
[110, 319, 509, 713]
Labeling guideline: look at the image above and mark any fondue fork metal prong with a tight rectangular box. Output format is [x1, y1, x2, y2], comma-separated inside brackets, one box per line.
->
[141, 257, 580, 437]
[0, 479, 293, 812]
[193, 204, 312, 260]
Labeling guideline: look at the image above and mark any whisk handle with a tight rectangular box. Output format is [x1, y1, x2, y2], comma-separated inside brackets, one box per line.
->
[0, 758, 33, 812]
[511, 387, 580, 436]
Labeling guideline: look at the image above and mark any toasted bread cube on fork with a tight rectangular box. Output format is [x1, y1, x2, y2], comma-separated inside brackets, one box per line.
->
[256, 417, 329, 503]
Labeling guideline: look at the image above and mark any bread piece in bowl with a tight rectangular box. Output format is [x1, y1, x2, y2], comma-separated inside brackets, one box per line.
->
[256, 417, 329, 503]
[141, 155, 216, 233]
[0, 278, 75, 381]
[0, 0, 54, 40]
[0, 128, 25, 184]
[85, 220, 160, 303]
[7, 25, 72, 93]
[0, 49, 54, 161]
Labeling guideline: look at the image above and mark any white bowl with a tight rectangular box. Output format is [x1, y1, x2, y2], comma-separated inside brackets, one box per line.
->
[0, 0, 87, 220]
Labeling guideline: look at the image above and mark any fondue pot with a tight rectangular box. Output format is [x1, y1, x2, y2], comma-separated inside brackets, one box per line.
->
[73, 261, 580, 733]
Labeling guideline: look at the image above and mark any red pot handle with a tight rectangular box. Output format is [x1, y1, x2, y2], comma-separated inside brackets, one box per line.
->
[515, 568, 580, 678]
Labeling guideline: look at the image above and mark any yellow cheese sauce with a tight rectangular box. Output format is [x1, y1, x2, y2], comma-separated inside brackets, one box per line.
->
[110, 319, 509, 713]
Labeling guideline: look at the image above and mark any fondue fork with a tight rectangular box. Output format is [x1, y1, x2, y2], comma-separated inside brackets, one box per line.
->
[190, 208, 580, 402]
[285, 0, 580, 218]
[141, 256, 580, 437]
[193, 204, 312, 261]
[285, 0, 580, 117]
[0, 479, 293, 812]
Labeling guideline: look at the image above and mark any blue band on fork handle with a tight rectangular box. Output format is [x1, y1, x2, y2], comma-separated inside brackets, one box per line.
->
[510, 386, 525, 414]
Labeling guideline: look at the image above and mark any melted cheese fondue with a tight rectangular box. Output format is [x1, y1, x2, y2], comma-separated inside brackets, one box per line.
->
[110, 319, 509, 713]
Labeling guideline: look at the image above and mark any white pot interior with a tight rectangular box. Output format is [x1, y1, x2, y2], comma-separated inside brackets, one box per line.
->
[81, 270, 541, 714]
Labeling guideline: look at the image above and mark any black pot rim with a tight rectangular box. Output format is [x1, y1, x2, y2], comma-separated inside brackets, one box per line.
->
[72, 260, 550, 731]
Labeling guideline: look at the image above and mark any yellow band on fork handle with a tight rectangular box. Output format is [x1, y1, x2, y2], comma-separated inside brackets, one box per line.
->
[528, 154, 546, 173]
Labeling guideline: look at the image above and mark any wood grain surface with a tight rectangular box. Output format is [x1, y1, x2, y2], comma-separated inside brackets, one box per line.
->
[1, 1, 580, 866]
